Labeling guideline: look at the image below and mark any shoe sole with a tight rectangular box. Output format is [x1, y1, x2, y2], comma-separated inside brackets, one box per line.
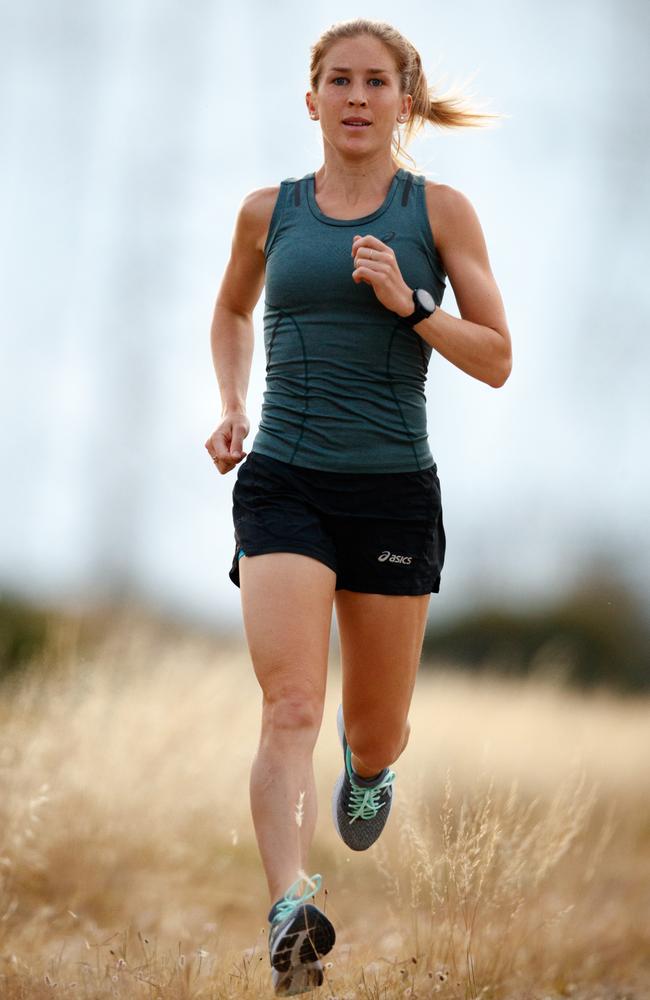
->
[270, 904, 335, 996]
[272, 960, 323, 997]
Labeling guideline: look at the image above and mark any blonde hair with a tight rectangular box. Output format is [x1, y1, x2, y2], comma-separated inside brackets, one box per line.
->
[309, 18, 505, 171]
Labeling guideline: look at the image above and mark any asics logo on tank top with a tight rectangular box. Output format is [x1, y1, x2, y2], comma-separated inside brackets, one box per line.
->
[377, 550, 414, 565]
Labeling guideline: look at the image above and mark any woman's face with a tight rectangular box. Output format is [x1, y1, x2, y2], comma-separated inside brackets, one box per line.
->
[307, 35, 411, 161]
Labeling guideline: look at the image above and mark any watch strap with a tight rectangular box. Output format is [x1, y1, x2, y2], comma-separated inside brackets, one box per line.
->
[400, 289, 436, 327]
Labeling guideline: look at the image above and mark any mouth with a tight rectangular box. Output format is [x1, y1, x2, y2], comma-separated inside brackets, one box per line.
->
[341, 117, 372, 129]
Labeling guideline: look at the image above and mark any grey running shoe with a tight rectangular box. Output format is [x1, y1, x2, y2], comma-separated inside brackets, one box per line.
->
[267, 873, 336, 996]
[331, 704, 396, 851]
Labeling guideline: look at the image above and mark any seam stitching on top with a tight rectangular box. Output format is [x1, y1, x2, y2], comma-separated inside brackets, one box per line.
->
[285, 313, 310, 464]
[385, 321, 423, 469]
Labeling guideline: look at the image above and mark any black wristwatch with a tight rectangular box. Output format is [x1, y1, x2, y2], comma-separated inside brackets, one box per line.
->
[400, 287, 437, 327]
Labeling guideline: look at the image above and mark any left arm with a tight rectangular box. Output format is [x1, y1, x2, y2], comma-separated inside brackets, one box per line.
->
[351, 183, 512, 388]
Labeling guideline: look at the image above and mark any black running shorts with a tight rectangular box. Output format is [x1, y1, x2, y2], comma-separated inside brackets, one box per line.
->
[228, 451, 446, 596]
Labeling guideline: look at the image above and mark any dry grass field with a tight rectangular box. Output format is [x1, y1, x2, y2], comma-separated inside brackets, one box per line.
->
[0, 607, 648, 999]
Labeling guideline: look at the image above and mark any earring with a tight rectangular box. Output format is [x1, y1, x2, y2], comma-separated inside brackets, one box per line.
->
[310, 113, 319, 120]
[397, 114, 407, 122]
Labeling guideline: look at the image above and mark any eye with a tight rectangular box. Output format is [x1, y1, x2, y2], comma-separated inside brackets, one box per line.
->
[332, 76, 348, 85]
[369, 78, 385, 87]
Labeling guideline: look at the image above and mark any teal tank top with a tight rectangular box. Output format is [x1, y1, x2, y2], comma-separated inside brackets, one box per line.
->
[250, 167, 447, 472]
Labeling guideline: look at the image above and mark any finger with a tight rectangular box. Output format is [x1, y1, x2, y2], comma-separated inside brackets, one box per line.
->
[351, 233, 390, 253]
[218, 447, 247, 469]
[210, 430, 233, 461]
[230, 432, 248, 458]
[353, 254, 390, 274]
[352, 246, 394, 269]
[215, 454, 238, 474]
[205, 440, 219, 463]
[352, 259, 391, 278]
[352, 265, 386, 284]
[207, 448, 223, 471]
[353, 245, 386, 264]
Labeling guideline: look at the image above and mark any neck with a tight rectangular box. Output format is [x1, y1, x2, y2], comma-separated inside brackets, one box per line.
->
[314, 150, 399, 203]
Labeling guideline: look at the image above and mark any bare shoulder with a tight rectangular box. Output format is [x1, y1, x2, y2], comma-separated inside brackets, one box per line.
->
[216, 186, 280, 315]
[423, 179, 510, 345]
[236, 185, 281, 253]
[423, 180, 486, 254]
[239, 184, 281, 221]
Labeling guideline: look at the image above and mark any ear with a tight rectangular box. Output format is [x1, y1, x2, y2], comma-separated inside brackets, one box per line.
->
[401, 93, 412, 119]
[305, 91, 319, 119]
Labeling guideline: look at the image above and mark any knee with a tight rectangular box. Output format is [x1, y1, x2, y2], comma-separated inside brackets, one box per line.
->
[261, 691, 323, 741]
[347, 717, 411, 773]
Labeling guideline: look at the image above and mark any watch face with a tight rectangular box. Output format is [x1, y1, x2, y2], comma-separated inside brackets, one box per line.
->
[415, 288, 436, 312]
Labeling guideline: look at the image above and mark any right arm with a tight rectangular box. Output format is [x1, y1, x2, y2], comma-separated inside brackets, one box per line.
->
[204, 185, 279, 475]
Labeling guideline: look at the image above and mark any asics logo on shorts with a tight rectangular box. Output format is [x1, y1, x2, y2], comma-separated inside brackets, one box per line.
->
[378, 550, 413, 565]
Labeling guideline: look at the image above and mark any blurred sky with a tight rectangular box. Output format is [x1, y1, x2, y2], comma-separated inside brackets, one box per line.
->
[1, 0, 649, 633]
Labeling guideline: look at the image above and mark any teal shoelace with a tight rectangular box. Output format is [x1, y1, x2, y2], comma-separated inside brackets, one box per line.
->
[272, 873, 322, 924]
[346, 761, 396, 823]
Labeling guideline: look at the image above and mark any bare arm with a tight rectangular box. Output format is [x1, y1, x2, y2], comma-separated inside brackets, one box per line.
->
[350, 182, 512, 388]
[204, 186, 278, 474]
[401, 184, 513, 388]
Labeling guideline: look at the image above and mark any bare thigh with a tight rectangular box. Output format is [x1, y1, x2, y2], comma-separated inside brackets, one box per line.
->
[239, 552, 337, 717]
[334, 590, 431, 762]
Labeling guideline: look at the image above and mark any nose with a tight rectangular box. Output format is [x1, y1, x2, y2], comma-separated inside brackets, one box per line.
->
[347, 91, 367, 107]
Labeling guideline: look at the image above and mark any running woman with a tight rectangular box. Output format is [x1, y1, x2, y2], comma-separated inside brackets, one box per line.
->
[205, 18, 512, 996]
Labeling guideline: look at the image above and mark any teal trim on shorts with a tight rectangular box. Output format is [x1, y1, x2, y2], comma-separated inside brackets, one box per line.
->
[237, 548, 246, 560]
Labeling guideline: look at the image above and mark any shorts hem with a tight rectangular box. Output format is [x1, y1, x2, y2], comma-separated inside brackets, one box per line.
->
[232, 545, 337, 579]
[335, 579, 441, 596]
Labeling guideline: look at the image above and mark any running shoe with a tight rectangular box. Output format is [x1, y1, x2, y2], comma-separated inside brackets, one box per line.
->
[267, 873, 336, 996]
[331, 703, 396, 851]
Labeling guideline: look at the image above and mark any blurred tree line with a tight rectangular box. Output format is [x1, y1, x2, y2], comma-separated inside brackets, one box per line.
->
[1, 577, 648, 694]
[422, 578, 649, 694]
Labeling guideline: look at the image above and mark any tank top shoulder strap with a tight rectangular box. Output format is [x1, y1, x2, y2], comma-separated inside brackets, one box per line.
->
[263, 174, 308, 258]
[399, 168, 416, 208]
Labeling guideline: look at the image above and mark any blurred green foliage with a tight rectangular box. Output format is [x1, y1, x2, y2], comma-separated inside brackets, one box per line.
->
[423, 579, 650, 694]
[0, 591, 104, 685]
[0, 593, 51, 681]
[2, 579, 648, 694]
[0, 590, 203, 686]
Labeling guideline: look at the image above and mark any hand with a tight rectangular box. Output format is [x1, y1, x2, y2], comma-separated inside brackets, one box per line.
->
[351, 234, 413, 316]
[204, 412, 250, 474]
